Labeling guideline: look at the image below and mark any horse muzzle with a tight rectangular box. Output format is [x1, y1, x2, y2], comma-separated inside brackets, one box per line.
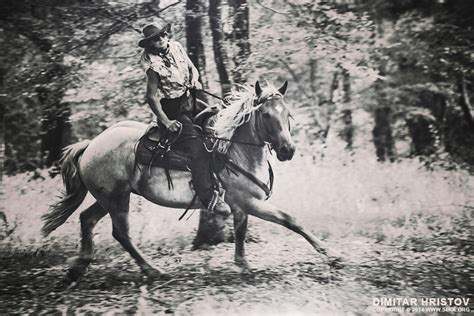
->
[276, 144, 295, 161]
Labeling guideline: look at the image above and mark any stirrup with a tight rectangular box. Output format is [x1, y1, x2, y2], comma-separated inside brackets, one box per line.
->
[207, 190, 222, 211]
[207, 190, 231, 216]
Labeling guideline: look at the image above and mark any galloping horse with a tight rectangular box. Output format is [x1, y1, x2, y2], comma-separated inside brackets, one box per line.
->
[41, 80, 343, 281]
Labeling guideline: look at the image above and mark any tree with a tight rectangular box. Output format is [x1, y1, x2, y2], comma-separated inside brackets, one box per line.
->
[185, 0, 208, 90]
[229, 0, 250, 84]
[209, 0, 232, 96]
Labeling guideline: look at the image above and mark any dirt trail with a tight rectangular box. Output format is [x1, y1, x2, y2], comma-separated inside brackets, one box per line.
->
[1, 218, 472, 315]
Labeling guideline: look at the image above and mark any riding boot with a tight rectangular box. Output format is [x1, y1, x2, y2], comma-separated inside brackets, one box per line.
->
[176, 113, 231, 217]
[189, 155, 231, 217]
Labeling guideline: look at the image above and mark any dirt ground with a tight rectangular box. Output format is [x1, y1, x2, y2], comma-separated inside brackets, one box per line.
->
[1, 162, 473, 314]
[1, 218, 472, 315]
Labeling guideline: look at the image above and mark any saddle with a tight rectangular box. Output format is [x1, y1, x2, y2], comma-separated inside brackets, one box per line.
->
[135, 115, 228, 188]
[135, 102, 221, 172]
[135, 124, 193, 172]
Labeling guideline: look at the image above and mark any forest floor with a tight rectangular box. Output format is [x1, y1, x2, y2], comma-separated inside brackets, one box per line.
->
[1, 157, 473, 315]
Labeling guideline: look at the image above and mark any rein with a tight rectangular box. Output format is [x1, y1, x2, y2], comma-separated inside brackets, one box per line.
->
[178, 132, 267, 148]
[198, 88, 226, 102]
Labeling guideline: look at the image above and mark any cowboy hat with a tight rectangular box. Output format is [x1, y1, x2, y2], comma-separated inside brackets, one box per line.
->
[138, 23, 171, 48]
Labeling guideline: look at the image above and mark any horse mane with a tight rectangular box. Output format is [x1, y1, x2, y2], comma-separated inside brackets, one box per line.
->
[210, 83, 283, 154]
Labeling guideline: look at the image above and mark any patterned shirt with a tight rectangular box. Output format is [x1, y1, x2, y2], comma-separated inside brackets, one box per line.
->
[141, 41, 191, 99]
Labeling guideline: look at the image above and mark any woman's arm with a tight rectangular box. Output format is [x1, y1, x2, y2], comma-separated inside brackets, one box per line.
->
[145, 69, 179, 131]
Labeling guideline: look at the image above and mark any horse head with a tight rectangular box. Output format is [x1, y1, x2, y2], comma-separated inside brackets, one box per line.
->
[211, 80, 296, 161]
[254, 80, 295, 161]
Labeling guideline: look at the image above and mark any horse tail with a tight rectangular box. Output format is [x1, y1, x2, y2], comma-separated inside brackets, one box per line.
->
[41, 140, 91, 237]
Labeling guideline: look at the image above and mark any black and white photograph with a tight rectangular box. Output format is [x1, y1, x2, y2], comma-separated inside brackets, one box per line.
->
[1, 0, 473, 314]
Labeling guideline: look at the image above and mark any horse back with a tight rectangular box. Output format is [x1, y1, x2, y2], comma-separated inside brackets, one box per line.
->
[78, 121, 146, 191]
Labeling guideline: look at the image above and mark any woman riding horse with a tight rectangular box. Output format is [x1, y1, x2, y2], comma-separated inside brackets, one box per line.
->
[41, 50, 344, 281]
[139, 22, 230, 217]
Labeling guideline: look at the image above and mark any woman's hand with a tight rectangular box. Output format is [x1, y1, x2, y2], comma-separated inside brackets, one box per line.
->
[190, 79, 202, 90]
[165, 120, 182, 133]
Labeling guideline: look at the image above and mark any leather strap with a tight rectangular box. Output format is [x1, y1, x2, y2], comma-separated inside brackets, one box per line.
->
[226, 159, 274, 200]
[179, 193, 198, 221]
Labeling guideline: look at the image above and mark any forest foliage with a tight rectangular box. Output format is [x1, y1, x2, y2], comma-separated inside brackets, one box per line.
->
[1, 0, 473, 174]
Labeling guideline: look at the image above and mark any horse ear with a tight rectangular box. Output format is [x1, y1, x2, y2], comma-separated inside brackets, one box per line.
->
[255, 81, 262, 97]
[278, 81, 288, 95]
[165, 23, 171, 33]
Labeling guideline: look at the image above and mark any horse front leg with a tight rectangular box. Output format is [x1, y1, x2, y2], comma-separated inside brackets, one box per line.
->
[233, 209, 249, 269]
[244, 198, 345, 265]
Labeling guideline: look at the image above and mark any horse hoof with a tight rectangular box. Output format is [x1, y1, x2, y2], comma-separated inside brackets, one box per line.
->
[327, 255, 345, 269]
[66, 262, 89, 283]
[235, 258, 251, 271]
[56, 275, 79, 290]
[143, 266, 169, 280]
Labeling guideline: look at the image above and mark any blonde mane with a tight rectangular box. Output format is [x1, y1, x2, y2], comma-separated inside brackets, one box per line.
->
[210, 83, 283, 154]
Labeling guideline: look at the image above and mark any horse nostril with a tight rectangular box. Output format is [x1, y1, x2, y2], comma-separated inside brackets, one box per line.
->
[281, 145, 290, 156]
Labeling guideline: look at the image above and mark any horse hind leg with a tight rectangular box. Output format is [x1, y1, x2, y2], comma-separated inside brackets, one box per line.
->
[67, 202, 108, 282]
[103, 192, 167, 279]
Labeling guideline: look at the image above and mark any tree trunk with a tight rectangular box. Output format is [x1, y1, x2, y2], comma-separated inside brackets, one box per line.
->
[322, 70, 340, 141]
[193, 211, 229, 249]
[37, 82, 71, 167]
[209, 0, 232, 96]
[372, 107, 395, 162]
[309, 58, 317, 96]
[457, 75, 474, 132]
[406, 115, 436, 156]
[340, 67, 353, 150]
[229, 0, 250, 84]
[185, 0, 208, 90]
[371, 75, 395, 162]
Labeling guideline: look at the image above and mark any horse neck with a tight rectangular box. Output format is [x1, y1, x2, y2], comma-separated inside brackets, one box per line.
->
[227, 114, 267, 172]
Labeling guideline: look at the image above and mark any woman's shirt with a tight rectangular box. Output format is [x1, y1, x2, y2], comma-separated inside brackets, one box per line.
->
[141, 41, 190, 99]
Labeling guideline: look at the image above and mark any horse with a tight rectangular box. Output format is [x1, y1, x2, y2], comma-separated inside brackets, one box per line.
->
[41, 80, 343, 281]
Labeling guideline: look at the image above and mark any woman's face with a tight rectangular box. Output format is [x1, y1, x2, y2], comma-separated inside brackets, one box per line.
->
[148, 34, 169, 52]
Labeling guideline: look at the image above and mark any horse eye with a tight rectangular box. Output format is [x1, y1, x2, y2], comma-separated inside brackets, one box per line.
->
[262, 112, 271, 118]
